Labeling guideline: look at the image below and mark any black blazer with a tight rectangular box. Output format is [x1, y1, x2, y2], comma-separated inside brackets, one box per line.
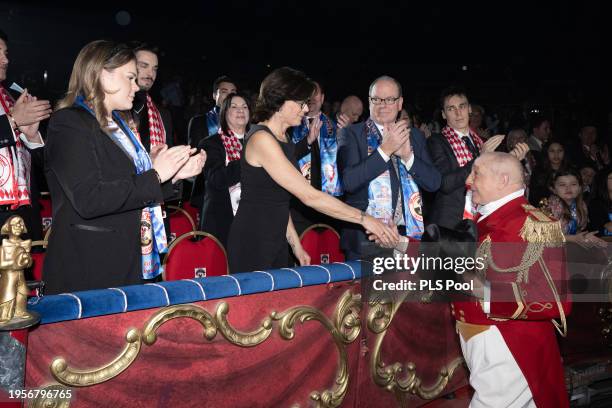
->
[43, 107, 174, 294]
[426, 133, 475, 229]
[198, 132, 242, 248]
[187, 112, 214, 207]
[337, 122, 440, 259]
[187, 112, 211, 149]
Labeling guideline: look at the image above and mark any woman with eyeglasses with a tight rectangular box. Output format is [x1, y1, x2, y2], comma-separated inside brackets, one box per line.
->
[44, 40, 206, 294]
[227, 67, 395, 274]
[197, 92, 251, 248]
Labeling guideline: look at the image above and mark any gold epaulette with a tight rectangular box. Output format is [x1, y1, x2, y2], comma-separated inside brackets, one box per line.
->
[519, 204, 565, 246]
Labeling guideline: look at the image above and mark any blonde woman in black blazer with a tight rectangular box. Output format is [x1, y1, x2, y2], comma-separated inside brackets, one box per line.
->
[44, 41, 205, 294]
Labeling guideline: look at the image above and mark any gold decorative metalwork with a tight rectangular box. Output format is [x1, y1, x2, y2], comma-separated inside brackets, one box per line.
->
[49, 290, 361, 408]
[141, 304, 217, 345]
[29, 383, 72, 408]
[52, 328, 141, 386]
[367, 294, 464, 402]
[215, 301, 273, 347]
[272, 290, 361, 407]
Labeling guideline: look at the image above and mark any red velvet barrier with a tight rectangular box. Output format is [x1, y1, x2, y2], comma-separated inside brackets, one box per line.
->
[355, 300, 468, 407]
[24, 281, 468, 407]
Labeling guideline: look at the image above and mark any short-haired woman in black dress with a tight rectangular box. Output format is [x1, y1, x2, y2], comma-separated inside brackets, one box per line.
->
[228, 67, 395, 273]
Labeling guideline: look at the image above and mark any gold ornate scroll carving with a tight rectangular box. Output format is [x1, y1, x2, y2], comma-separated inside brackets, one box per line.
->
[367, 291, 464, 402]
[49, 289, 361, 408]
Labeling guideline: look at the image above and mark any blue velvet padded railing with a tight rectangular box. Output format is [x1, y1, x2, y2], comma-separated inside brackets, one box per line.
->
[28, 262, 361, 325]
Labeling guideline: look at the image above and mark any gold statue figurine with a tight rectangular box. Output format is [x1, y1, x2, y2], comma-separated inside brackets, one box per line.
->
[0, 216, 40, 330]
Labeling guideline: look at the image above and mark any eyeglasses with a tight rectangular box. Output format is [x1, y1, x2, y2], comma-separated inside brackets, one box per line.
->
[369, 96, 400, 105]
[293, 100, 309, 110]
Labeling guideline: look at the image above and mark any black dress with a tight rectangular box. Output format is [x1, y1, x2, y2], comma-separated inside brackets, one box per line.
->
[228, 125, 298, 273]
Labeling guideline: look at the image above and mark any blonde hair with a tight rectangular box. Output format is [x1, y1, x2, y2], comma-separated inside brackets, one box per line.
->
[56, 40, 135, 128]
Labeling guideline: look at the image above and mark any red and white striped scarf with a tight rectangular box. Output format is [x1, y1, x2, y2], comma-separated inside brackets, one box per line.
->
[146, 93, 166, 147]
[0, 85, 31, 208]
[220, 129, 242, 163]
[441, 125, 483, 167]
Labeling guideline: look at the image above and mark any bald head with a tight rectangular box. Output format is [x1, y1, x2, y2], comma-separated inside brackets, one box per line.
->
[470, 152, 525, 205]
[506, 128, 527, 151]
[340, 95, 364, 124]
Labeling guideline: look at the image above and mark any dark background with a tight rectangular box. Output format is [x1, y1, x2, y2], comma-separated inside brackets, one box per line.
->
[1, 0, 610, 133]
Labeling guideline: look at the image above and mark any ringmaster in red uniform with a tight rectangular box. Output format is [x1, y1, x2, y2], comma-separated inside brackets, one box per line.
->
[453, 152, 571, 407]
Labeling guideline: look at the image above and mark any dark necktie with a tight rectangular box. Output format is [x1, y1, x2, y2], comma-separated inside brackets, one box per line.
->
[462, 136, 479, 158]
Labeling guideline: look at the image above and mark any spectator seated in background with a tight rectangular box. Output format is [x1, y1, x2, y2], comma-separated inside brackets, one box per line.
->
[526, 115, 551, 155]
[588, 168, 612, 237]
[336, 95, 363, 126]
[469, 104, 490, 141]
[579, 164, 596, 203]
[545, 168, 605, 249]
[571, 123, 610, 171]
[198, 92, 251, 248]
[529, 140, 568, 206]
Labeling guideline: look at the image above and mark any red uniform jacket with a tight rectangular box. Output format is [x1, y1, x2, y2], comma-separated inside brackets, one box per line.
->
[452, 196, 572, 408]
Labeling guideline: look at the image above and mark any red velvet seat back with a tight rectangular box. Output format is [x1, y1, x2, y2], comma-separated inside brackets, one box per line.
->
[30, 252, 45, 282]
[39, 195, 53, 232]
[167, 206, 196, 243]
[163, 232, 228, 280]
[182, 202, 200, 226]
[300, 224, 345, 265]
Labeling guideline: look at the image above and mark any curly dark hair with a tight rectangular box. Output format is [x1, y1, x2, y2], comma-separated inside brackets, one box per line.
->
[252, 67, 316, 123]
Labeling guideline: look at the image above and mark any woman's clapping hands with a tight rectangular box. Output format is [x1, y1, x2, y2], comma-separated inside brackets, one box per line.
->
[151, 145, 206, 183]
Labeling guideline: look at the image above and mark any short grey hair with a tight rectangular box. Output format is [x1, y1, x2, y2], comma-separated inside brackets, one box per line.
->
[368, 75, 403, 97]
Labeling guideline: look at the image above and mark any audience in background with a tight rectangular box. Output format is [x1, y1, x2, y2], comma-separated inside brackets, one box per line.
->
[545, 168, 605, 248]
[198, 92, 251, 247]
[529, 140, 568, 206]
[527, 115, 552, 155]
[588, 168, 612, 236]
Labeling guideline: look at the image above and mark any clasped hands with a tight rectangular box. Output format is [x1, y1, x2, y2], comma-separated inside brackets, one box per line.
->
[150, 144, 206, 184]
[379, 119, 412, 160]
[9, 89, 52, 142]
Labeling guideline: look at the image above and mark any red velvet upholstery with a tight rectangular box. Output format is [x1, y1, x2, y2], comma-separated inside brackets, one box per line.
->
[182, 202, 200, 226]
[30, 252, 45, 282]
[39, 194, 53, 232]
[163, 231, 228, 280]
[167, 205, 196, 243]
[300, 224, 345, 265]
